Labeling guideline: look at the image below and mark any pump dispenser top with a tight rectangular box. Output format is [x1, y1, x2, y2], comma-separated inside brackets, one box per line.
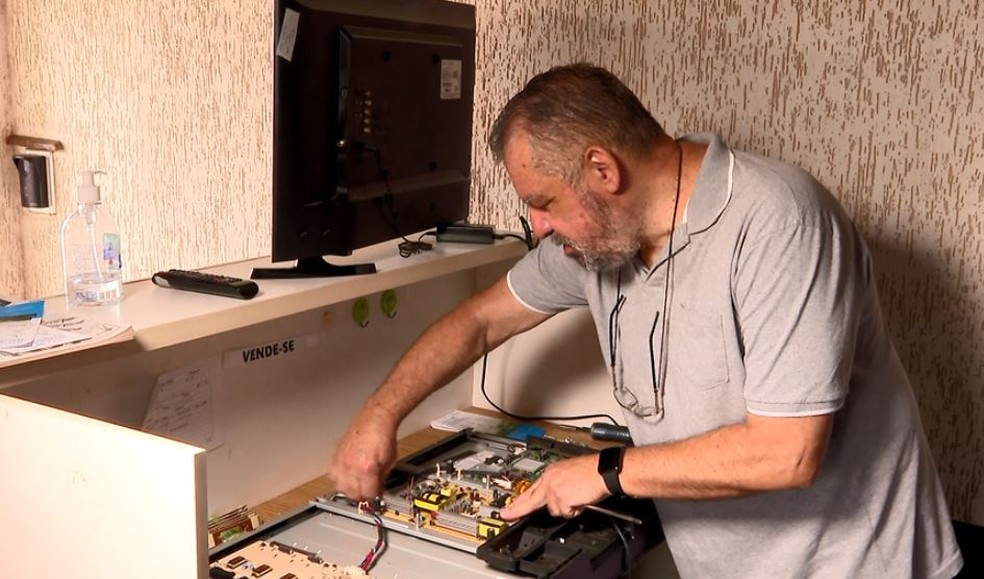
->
[77, 170, 105, 204]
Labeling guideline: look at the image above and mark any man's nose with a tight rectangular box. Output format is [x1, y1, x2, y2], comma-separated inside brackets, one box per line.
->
[528, 208, 553, 239]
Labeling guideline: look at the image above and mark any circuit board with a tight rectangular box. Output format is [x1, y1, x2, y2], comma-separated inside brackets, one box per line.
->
[316, 430, 591, 553]
[209, 538, 369, 579]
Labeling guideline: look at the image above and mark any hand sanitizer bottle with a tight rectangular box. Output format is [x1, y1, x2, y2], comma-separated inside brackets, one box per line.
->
[60, 171, 123, 306]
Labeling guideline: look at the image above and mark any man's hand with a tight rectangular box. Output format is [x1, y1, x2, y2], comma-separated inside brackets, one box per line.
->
[500, 454, 609, 520]
[330, 409, 399, 501]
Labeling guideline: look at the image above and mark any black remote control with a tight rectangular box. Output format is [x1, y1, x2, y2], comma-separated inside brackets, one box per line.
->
[151, 269, 259, 300]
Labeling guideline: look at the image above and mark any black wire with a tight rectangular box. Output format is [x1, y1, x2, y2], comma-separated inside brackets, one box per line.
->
[363, 144, 432, 258]
[518, 214, 536, 249]
[479, 353, 621, 425]
[610, 517, 633, 577]
[652, 143, 684, 416]
[489, 215, 536, 250]
[398, 239, 432, 258]
[495, 232, 531, 245]
[457, 200, 614, 425]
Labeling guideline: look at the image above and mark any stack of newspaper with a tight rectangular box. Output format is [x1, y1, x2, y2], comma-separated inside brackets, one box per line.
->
[0, 300, 132, 369]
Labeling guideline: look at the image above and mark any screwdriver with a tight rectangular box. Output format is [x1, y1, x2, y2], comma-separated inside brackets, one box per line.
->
[559, 422, 633, 444]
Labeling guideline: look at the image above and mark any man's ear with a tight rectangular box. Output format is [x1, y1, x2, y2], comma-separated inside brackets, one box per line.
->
[582, 146, 622, 195]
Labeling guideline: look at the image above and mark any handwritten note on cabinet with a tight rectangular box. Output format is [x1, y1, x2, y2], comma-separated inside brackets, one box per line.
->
[142, 361, 222, 450]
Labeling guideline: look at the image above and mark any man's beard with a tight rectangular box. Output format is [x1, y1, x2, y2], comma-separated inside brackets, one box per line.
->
[552, 192, 640, 272]
[552, 234, 636, 271]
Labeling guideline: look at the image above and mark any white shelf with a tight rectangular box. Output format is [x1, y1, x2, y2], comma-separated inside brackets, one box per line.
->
[0, 238, 525, 382]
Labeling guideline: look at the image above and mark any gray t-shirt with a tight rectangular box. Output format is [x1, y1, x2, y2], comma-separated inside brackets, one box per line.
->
[507, 133, 962, 578]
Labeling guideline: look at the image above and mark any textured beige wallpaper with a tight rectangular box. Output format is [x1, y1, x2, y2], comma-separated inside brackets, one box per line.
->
[1, 1, 27, 301]
[5, 0, 271, 299]
[3, 0, 982, 523]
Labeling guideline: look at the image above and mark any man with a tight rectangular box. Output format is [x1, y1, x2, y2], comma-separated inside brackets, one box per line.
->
[331, 63, 962, 577]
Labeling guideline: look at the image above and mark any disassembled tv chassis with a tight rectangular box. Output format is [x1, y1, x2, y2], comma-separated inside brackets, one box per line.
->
[209, 430, 662, 579]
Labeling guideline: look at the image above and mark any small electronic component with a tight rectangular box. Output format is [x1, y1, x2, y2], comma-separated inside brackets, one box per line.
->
[209, 506, 261, 548]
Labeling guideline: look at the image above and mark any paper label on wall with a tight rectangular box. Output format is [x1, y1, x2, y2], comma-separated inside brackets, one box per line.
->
[276, 8, 301, 62]
[223, 333, 319, 369]
[440, 59, 462, 100]
[143, 360, 222, 450]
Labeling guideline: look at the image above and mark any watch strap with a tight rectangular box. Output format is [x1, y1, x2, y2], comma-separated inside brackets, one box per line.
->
[598, 446, 625, 497]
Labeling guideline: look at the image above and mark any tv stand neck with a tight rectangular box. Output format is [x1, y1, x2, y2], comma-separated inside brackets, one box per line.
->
[250, 256, 377, 279]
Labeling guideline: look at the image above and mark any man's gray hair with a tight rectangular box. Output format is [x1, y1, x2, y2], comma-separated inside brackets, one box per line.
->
[489, 63, 665, 184]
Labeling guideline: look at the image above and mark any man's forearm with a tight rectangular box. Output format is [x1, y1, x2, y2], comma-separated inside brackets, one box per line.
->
[620, 413, 833, 499]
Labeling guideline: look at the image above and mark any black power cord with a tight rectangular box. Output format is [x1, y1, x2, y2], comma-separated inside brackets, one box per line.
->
[493, 215, 537, 250]
[362, 144, 432, 258]
[476, 214, 624, 430]
[610, 517, 633, 578]
[479, 353, 621, 426]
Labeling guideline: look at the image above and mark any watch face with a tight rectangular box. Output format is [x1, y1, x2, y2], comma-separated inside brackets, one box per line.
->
[598, 446, 624, 474]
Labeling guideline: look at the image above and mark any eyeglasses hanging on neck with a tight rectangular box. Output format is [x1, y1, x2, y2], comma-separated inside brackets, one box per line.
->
[608, 260, 675, 419]
[607, 281, 667, 419]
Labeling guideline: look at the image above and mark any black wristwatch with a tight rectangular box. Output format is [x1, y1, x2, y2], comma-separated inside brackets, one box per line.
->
[597, 446, 626, 497]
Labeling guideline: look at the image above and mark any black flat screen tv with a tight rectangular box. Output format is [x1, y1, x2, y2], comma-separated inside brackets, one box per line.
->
[252, 0, 476, 279]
